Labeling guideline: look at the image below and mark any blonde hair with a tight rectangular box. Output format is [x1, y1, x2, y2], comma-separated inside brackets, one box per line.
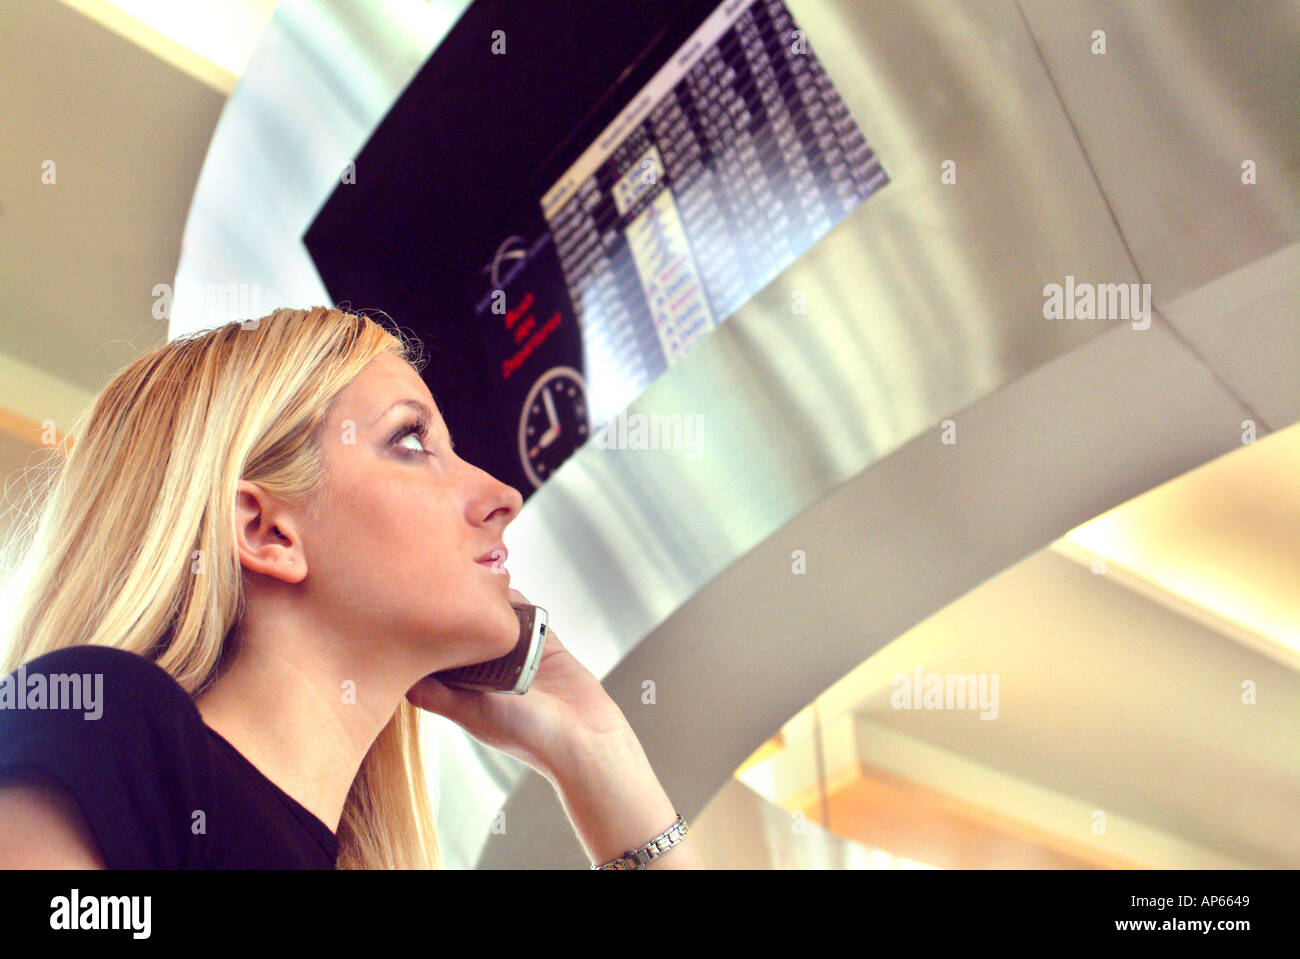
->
[0, 306, 442, 869]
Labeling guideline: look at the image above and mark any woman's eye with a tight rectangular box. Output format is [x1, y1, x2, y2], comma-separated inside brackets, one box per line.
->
[393, 422, 431, 456]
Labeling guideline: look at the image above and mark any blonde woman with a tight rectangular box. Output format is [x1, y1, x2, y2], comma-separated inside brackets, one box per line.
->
[0, 307, 700, 870]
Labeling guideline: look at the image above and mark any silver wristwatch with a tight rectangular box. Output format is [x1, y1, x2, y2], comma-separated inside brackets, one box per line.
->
[590, 814, 689, 870]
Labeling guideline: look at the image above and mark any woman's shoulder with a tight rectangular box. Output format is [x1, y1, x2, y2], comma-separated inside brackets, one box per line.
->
[0, 644, 216, 868]
[0, 643, 208, 770]
[5, 644, 199, 714]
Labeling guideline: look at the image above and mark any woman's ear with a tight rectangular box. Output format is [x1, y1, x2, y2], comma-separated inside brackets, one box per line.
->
[233, 480, 304, 581]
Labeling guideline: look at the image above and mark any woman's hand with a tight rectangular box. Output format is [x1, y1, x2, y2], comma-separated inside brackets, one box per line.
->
[405, 588, 632, 780]
[409, 588, 703, 868]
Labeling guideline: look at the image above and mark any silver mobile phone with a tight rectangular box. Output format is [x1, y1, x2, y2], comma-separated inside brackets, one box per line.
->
[432, 602, 547, 694]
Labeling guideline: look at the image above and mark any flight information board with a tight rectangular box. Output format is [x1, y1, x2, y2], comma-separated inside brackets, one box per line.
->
[470, 0, 888, 488]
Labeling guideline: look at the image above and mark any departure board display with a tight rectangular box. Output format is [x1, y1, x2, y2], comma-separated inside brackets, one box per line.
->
[449, 0, 894, 488]
[542, 0, 887, 421]
[470, 0, 889, 487]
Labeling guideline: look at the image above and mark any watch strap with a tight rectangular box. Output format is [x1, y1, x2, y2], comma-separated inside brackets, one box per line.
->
[590, 814, 688, 870]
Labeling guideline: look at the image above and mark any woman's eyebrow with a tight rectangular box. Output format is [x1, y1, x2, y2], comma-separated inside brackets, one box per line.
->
[371, 398, 434, 426]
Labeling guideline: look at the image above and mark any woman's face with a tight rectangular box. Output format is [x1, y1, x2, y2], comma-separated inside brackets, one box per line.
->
[298, 351, 524, 670]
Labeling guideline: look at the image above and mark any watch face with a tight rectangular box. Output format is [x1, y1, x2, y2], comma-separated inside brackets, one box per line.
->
[518, 366, 588, 488]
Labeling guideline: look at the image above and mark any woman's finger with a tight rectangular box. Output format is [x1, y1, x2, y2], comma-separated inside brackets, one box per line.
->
[406, 673, 470, 719]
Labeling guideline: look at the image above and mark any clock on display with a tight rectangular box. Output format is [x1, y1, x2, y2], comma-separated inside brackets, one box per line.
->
[518, 365, 588, 488]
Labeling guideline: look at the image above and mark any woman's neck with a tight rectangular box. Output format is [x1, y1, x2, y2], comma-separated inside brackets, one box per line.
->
[192, 623, 417, 834]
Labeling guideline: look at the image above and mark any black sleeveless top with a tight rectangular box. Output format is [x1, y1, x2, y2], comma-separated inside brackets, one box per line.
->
[0, 644, 338, 868]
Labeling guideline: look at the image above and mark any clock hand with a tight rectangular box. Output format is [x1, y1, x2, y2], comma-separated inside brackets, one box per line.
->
[538, 423, 561, 449]
[543, 385, 559, 428]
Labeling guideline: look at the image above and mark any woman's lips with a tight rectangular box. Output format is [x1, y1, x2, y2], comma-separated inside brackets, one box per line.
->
[475, 545, 507, 565]
[477, 560, 510, 583]
[476, 546, 509, 579]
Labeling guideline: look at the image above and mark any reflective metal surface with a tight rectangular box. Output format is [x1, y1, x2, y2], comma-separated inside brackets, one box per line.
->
[175, 0, 1299, 867]
[1019, 0, 1300, 302]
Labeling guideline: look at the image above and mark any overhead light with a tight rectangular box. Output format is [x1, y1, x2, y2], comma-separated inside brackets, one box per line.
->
[55, 0, 279, 94]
